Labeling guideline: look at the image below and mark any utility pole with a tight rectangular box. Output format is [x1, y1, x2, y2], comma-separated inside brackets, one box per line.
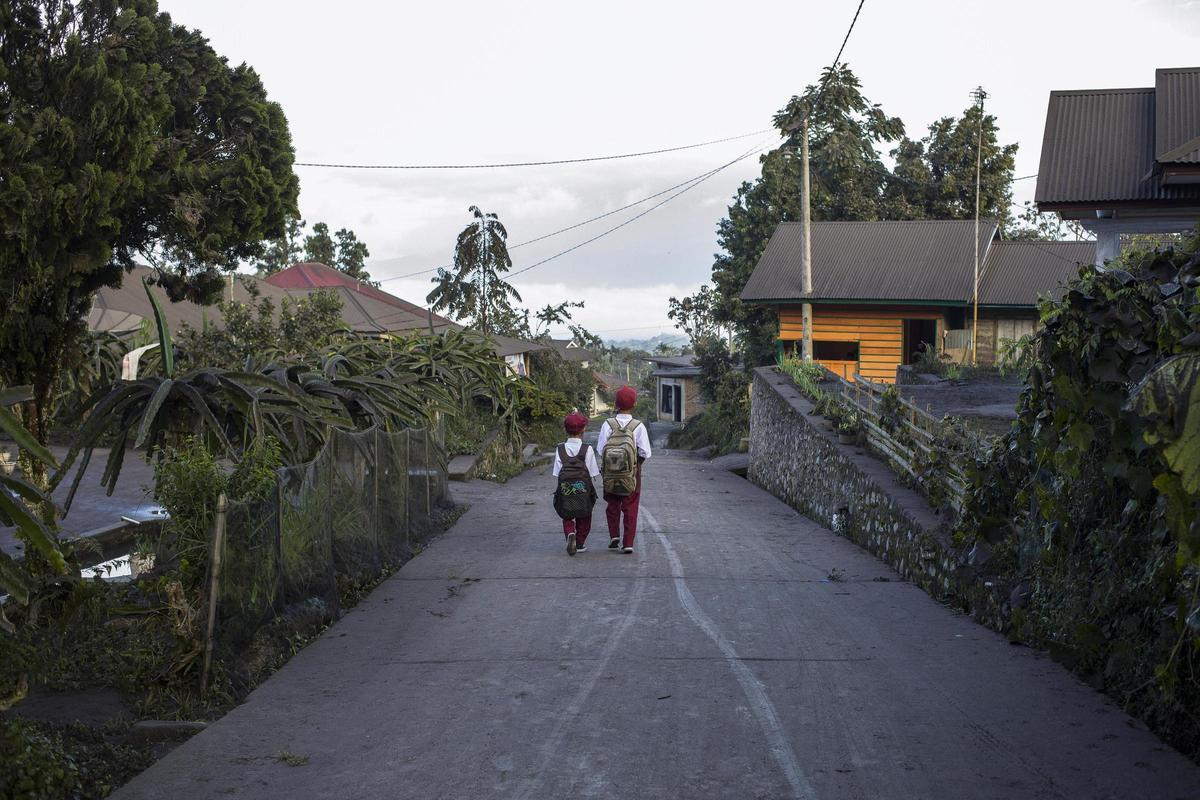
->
[800, 111, 814, 363]
[970, 86, 987, 367]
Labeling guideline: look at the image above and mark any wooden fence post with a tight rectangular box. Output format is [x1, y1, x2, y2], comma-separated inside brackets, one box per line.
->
[200, 492, 227, 696]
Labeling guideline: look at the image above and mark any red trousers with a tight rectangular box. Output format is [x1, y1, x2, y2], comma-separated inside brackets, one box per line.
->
[604, 466, 642, 548]
[563, 515, 592, 545]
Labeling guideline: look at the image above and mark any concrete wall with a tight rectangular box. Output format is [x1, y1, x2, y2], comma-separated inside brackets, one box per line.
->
[749, 368, 1008, 628]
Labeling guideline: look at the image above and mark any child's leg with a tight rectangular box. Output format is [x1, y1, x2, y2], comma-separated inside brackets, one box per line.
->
[604, 494, 622, 538]
[562, 518, 576, 538]
[575, 514, 592, 546]
[621, 491, 640, 548]
[621, 467, 643, 548]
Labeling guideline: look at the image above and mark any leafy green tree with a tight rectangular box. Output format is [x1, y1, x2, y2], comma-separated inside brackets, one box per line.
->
[428, 206, 522, 335]
[0, 0, 299, 468]
[883, 103, 1017, 225]
[334, 227, 372, 283]
[667, 285, 721, 344]
[1007, 201, 1092, 242]
[175, 287, 345, 370]
[255, 217, 307, 275]
[303, 222, 337, 266]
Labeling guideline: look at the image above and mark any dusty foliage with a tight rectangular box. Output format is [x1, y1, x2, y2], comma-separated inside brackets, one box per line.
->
[959, 233, 1200, 759]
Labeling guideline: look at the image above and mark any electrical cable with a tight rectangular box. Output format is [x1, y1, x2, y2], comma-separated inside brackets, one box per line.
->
[504, 142, 769, 280]
[295, 130, 769, 170]
[373, 140, 777, 286]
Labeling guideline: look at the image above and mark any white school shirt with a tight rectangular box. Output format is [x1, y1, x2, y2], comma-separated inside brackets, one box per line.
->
[552, 437, 602, 478]
[595, 414, 652, 460]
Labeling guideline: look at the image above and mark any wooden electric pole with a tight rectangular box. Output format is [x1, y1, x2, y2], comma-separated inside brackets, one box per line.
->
[800, 112, 814, 363]
[970, 86, 987, 367]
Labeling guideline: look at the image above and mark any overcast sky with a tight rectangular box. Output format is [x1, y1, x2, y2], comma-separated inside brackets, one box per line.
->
[163, 0, 1199, 340]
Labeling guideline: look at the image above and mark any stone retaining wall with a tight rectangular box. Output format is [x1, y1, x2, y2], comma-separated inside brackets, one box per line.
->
[750, 368, 1008, 626]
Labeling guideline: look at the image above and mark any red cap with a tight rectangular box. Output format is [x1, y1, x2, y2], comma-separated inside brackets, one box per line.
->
[563, 411, 588, 435]
[615, 385, 637, 411]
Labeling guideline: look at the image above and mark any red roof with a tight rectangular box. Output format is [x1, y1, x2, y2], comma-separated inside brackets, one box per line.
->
[265, 262, 456, 327]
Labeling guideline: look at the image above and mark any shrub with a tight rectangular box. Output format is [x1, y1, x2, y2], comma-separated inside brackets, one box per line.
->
[960, 230, 1200, 758]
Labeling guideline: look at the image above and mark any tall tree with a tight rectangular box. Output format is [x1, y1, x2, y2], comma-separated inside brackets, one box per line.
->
[883, 103, 1018, 225]
[334, 227, 371, 283]
[427, 206, 522, 335]
[0, 0, 298, 467]
[255, 217, 306, 276]
[303, 222, 337, 266]
[300, 220, 374, 283]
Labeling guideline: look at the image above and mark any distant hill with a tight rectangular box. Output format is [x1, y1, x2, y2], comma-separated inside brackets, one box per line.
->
[606, 332, 688, 352]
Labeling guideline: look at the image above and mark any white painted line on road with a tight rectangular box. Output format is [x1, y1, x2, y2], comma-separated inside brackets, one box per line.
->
[642, 506, 816, 800]
[512, 545, 650, 800]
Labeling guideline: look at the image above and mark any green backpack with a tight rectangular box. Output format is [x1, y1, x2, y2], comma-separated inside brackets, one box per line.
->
[602, 418, 642, 496]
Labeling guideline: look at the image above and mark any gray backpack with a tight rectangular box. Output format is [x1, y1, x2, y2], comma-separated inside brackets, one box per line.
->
[602, 418, 642, 495]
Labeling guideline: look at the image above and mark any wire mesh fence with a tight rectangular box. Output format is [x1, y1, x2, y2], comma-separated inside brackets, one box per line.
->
[206, 425, 447, 659]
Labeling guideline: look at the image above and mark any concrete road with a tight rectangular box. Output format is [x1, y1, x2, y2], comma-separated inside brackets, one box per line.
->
[113, 452, 1200, 800]
[1, 445, 159, 557]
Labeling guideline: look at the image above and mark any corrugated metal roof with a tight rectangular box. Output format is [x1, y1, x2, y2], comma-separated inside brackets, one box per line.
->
[645, 355, 698, 368]
[266, 262, 458, 328]
[977, 241, 1094, 306]
[89, 265, 545, 358]
[89, 266, 293, 334]
[741, 220, 996, 303]
[1156, 67, 1200, 164]
[1035, 72, 1200, 206]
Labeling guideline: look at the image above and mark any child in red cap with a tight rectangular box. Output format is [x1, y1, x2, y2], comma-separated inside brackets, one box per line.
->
[597, 386, 652, 553]
[552, 411, 600, 556]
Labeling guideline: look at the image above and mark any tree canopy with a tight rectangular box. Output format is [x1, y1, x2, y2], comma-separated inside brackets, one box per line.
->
[0, 0, 299, 450]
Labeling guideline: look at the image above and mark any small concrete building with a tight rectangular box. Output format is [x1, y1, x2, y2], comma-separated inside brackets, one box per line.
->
[648, 355, 705, 423]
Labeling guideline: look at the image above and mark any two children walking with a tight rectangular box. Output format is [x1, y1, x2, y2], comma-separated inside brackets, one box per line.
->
[551, 385, 651, 556]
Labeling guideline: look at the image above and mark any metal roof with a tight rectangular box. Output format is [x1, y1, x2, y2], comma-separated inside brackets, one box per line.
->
[266, 262, 458, 329]
[1035, 70, 1200, 207]
[741, 220, 997, 304]
[645, 355, 698, 368]
[1157, 68, 1200, 164]
[976, 241, 1094, 306]
[89, 265, 545, 358]
[548, 339, 593, 362]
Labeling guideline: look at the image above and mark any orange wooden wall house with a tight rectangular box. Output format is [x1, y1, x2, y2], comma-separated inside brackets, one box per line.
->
[741, 220, 1093, 383]
[776, 306, 944, 383]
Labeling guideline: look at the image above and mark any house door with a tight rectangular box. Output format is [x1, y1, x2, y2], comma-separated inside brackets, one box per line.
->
[672, 385, 683, 422]
[903, 319, 938, 364]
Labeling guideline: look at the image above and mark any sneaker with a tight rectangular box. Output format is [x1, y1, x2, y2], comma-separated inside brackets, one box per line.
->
[608, 537, 621, 550]
[566, 532, 577, 556]
[622, 546, 634, 554]
[576, 545, 588, 553]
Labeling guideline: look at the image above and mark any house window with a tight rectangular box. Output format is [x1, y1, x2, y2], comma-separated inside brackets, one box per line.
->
[813, 340, 860, 362]
[660, 384, 674, 414]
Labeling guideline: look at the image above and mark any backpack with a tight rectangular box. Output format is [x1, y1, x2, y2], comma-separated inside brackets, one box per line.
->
[602, 418, 642, 496]
[553, 444, 596, 520]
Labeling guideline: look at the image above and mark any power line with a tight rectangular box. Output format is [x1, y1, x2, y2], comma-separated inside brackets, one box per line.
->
[373, 142, 776, 286]
[504, 142, 769, 281]
[295, 129, 769, 170]
[366, 140, 771, 330]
